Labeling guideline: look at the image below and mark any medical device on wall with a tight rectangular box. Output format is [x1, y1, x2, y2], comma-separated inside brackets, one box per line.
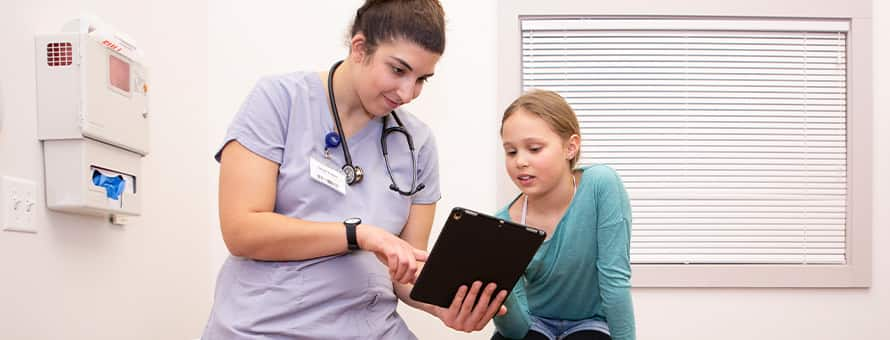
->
[35, 14, 149, 223]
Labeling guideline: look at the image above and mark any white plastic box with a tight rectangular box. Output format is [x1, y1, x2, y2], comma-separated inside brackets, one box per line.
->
[35, 16, 149, 219]
[43, 139, 142, 216]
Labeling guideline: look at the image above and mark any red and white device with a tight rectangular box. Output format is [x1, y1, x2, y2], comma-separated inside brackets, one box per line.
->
[35, 14, 149, 221]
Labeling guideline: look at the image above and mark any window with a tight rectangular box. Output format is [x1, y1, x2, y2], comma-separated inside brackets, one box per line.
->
[513, 16, 871, 287]
[109, 54, 131, 94]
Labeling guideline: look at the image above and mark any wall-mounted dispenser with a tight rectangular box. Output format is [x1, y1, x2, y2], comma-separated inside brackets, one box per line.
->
[35, 14, 149, 223]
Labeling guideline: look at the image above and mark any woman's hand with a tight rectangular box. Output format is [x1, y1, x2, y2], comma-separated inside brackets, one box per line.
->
[356, 225, 428, 284]
[434, 281, 509, 332]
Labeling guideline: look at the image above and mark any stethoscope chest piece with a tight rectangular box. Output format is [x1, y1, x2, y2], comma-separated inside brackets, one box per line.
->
[343, 164, 363, 185]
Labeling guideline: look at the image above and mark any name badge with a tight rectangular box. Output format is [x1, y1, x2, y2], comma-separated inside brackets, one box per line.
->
[309, 157, 347, 195]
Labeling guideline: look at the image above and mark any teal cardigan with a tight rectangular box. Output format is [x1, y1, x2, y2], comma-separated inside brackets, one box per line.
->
[493, 165, 636, 340]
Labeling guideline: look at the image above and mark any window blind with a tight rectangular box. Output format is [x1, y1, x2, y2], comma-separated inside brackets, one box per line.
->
[520, 17, 849, 264]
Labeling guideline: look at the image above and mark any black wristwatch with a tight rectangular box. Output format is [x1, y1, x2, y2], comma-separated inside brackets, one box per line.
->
[344, 217, 361, 251]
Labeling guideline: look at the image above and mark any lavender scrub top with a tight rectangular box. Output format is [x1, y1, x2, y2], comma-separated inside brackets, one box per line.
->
[202, 72, 441, 340]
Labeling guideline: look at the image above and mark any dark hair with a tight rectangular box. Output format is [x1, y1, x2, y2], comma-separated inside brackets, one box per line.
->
[350, 0, 446, 55]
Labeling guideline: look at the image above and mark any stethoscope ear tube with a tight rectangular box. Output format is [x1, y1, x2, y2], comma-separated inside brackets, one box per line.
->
[328, 60, 363, 185]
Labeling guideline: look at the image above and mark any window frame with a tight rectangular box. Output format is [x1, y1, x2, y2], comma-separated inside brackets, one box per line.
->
[496, 3, 872, 288]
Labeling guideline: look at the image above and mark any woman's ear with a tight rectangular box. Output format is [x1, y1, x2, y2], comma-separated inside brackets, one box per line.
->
[566, 134, 580, 161]
[348, 33, 368, 63]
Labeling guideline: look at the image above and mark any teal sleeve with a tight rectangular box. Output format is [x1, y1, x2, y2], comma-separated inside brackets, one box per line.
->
[493, 278, 531, 339]
[594, 170, 636, 340]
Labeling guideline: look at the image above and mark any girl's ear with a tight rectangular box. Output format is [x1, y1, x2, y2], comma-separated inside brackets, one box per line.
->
[348, 33, 368, 63]
[566, 134, 580, 161]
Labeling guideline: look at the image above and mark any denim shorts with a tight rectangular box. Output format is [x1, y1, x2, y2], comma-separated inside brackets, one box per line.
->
[527, 315, 610, 340]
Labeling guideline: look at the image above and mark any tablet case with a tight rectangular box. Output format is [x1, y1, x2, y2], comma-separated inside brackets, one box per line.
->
[410, 207, 546, 308]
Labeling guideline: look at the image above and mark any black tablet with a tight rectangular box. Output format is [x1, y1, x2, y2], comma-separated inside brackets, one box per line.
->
[410, 207, 546, 308]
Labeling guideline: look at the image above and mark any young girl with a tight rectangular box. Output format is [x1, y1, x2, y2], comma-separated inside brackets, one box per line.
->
[493, 90, 636, 340]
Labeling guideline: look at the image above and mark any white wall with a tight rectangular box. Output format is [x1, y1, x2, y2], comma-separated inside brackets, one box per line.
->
[0, 1, 213, 339]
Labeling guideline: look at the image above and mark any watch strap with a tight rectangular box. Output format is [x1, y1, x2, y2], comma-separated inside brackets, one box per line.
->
[345, 221, 360, 251]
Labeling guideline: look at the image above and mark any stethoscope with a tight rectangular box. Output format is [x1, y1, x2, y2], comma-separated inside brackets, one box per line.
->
[325, 60, 425, 196]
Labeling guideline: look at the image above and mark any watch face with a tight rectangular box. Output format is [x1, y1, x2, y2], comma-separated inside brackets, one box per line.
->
[344, 217, 361, 225]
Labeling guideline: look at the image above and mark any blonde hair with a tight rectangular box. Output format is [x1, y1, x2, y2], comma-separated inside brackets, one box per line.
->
[501, 89, 581, 168]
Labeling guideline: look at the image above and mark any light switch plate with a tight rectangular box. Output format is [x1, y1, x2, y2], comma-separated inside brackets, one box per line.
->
[1, 176, 39, 233]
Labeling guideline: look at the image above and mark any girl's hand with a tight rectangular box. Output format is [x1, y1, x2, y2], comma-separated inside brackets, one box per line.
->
[356, 225, 428, 284]
[434, 281, 509, 332]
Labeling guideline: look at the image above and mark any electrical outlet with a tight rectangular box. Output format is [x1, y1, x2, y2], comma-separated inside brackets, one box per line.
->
[1, 176, 38, 233]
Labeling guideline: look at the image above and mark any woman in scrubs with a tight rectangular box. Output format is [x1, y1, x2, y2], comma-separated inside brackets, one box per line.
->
[202, 1, 507, 338]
